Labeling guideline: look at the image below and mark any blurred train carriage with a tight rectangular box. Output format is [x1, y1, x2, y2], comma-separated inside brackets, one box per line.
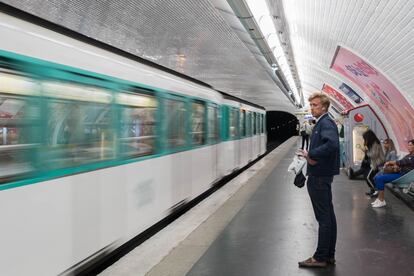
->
[0, 12, 266, 276]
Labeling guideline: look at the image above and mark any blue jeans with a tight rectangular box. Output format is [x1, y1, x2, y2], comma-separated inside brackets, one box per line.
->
[374, 172, 402, 190]
[301, 134, 309, 150]
[307, 175, 336, 262]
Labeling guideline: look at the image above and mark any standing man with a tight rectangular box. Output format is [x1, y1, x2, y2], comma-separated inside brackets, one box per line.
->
[300, 120, 310, 150]
[298, 92, 340, 268]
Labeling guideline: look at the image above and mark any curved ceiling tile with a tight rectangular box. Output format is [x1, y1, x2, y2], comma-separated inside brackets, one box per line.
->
[282, 0, 414, 110]
[2, 0, 296, 113]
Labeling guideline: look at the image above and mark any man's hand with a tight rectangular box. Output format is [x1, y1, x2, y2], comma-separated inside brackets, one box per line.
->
[297, 149, 308, 157]
[297, 149, 317, 165]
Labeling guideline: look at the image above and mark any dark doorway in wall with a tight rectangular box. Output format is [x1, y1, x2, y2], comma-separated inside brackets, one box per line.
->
[266, 111, 298, 151]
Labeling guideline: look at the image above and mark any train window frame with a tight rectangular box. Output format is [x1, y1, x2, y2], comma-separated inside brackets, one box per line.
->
[246, 111, 252, 137]
[0, 70, 42, 183]
[207, 103, 219, 144]
[259, 113, 263, 134]
[163, 96, 187, 150]
[230, 107, 239, 140]
[40, 78, 117, 171]
[191, 100, 206, 146]
[240, 109, 246, 138]
[117, 88, 157, 159]
[253, 112, 257, 135]
[221, 105, 229, 141]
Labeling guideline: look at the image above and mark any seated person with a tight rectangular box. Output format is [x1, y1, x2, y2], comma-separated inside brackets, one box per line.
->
[383, 138, 398, 163]
[353, 151, 371, 181]
[371, 139, 414, 208]
[368, 138, 398, 197]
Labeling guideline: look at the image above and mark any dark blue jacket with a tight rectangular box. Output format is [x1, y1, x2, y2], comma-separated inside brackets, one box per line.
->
[306, 113, 340, 176]
[396, 153, 414, 175]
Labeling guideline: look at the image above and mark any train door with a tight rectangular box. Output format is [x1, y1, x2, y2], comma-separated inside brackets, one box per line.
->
[254, 112, 260, 157]
[251, 112, 257, 158]
[259, 113, 264, 154]
[218, 105, 238, 176]
[233, 108, 241, 169]
[247, 111, 253, 161]
[190, 99, 214, 196]
[239, 109, 247, 166]
[208, 104, 219, 181]
[163, 96, 192, 206]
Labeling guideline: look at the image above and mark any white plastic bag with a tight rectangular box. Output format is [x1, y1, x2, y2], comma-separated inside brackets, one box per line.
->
[288, 155, 306, 175]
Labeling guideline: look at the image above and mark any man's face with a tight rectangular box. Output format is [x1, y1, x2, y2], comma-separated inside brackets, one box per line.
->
[408, 142, 414, 154]
[309, 98, 325, 118]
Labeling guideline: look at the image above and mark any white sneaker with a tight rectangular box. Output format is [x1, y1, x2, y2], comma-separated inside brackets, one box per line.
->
[371, 199, 380, 205]
[372, 200, 386, 208]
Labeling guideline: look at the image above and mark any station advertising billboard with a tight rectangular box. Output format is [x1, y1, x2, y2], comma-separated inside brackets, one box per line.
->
[329, 98, 344, 113]
[331, 46, 414, 149]
[322, 83, 354, 110]
[339, 83, 364, 104]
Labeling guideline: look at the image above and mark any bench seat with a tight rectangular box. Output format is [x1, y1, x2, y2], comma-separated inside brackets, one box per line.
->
[390, 169, 414, 188]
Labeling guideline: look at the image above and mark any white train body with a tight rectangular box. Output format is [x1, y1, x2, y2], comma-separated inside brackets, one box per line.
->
[0, 12, 266, 275]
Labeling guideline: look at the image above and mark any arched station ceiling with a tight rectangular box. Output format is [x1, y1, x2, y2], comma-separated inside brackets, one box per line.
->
[1, 0, 295, 113]
[277, 0, 414, 147]
[279, 0, 414, 108]
[3, 1, 413, 117]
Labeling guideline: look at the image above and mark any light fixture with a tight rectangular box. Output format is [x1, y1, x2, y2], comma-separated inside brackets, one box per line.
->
[245, 0, 300, 104]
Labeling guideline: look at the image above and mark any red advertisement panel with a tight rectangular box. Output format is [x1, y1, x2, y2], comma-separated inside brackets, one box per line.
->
[322, 83, 354, 110]
[331, 46, 414, 149]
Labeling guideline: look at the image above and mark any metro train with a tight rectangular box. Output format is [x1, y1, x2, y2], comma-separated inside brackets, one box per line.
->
[0, 12, 266, 276]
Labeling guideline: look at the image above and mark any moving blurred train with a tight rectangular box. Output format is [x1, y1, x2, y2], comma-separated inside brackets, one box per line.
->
[0, 11, 266, 275]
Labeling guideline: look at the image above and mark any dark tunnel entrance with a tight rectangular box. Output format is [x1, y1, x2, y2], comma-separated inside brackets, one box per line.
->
[266, 111, 298, 151]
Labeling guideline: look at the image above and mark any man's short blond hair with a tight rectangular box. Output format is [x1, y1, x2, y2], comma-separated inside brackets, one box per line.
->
[308, 91, 330, 110]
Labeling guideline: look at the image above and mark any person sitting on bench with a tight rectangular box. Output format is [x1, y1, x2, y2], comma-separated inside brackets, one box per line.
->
[371, 139, 414, 208]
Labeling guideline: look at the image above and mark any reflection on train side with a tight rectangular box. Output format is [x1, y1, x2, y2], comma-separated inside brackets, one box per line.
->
[0, 70, 159, 182]
[0, 67, 231, 184]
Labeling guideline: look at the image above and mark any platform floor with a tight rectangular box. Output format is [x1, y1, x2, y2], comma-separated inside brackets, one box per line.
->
[101, 138, 414, 276]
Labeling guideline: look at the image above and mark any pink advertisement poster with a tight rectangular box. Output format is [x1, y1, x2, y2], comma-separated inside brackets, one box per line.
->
[331, 46, 414, 149]
[322, 84, 354, 110]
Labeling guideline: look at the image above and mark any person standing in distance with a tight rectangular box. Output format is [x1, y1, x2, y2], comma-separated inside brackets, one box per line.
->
[298, 92, 340, 268]
[300, 120, 311, 150]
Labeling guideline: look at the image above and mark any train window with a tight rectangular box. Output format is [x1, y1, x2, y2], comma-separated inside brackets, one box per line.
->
[251, 112, 254, 136]
[262, 114, 265, 133]
[229, 108, 238, 138]
[0, 72, 41, 182]
[253, 113, 257, 135]
[240, 110, 246, 137]
[43, 81, 115, 168]
[260, 114, 263, 134]
[246, 112, 252, 136]
[259, 114, 263, 134]
[165, 98, 186, 148]
[208, 105, 219, 143]
[117, 91, 157, 158]
[191, 101, 205, 145]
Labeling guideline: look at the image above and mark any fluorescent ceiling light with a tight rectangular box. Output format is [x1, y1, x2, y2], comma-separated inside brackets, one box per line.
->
[245, 0, 300, 103]
[258, 15, 276, 36]
[246, 0, 268, 18]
